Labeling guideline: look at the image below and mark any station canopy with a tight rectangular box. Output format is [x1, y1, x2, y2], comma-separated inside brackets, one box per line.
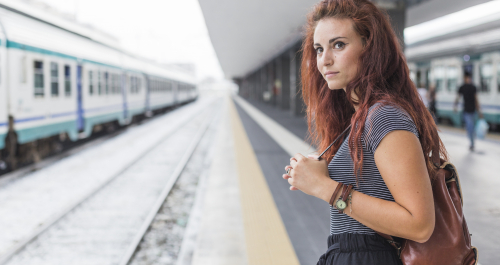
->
[198, 0, 491, 79]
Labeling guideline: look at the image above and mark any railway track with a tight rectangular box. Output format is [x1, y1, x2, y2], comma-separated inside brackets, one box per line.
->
[0, 97, 221, 265]
[123, 102, 221, 265]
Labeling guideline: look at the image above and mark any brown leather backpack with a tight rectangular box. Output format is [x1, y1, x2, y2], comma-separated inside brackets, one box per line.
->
[378, 133, 478, 265]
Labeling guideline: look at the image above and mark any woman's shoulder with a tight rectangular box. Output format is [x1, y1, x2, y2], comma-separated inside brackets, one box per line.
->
[366, 101, 412, 121]
[363, 101, 419, 153]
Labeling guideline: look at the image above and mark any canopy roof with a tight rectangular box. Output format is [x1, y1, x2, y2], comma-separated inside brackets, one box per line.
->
[198, 0, 491, 79]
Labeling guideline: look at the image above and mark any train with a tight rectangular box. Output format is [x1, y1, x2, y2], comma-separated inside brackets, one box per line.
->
[0, 1, 197, 170]
[406, 4, 500, 130]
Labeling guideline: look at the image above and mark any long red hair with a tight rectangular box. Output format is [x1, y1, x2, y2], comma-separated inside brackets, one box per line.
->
[301, 0, 447, 179]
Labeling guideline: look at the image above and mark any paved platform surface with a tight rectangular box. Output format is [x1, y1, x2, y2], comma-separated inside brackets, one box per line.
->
[191, 94, 497, 265]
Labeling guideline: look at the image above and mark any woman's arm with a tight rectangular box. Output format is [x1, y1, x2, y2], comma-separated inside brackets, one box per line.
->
[286, 130, 435, 243]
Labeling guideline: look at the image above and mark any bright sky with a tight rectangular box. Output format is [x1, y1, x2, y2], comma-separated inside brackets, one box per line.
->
[35, 0, 224, 81]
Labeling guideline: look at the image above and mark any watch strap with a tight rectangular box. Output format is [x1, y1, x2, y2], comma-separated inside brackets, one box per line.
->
[329, 183, 344, 207]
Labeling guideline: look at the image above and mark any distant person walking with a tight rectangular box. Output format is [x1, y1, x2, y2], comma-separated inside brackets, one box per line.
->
[454, 73, 483, 151]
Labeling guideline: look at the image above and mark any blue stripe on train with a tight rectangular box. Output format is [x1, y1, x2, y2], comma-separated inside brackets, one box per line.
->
[437, 101, 500, 111]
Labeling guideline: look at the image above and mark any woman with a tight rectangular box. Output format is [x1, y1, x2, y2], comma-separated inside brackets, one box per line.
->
[282, 0, 448, 264]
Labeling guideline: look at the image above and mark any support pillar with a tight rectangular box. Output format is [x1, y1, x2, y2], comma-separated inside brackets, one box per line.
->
[376, 0, 406, 49]
[281, 53, 291, 110]
[275, 56, 283, 108]
[259, 67, 266, 102]
[289, 47, 304, 116]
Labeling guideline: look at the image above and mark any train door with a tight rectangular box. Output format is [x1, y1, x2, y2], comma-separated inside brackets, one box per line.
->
[76, 65, 84, 131]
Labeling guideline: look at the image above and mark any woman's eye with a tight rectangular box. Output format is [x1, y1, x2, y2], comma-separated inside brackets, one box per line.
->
[315, 47, 323, 54]
[334, 42, 345, 49]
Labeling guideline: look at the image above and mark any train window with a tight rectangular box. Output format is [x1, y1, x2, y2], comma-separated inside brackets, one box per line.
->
[480, 64, 492, 93]
[433, 66, 445, 92]
[117, 74, 122, 93]
[128, 76, 132, 93]
[51, 62, 59, 96]
[111, 74, 116, 94]
[166, 81, 172, 91]
[132, 76, 137, 93]
[34, 60, 44, 96]
[446, 66, 458, 92]
[105, 72, 109, 94]
[120, 74, 124, 93]
[110, 74, 114, 94]
[114, 74, 119, 94]
[89, 71, 94, 95]
[113, 74, 117, 93]
[117, 75, 120, 93]
[64, 65, 71, 96]
[138, 78, 142, 92]
[98, 71, 102, 95]
[119, 74, 123, 93]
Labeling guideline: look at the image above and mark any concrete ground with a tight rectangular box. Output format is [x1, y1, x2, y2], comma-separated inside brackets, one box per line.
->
[191, 94, 497, 265]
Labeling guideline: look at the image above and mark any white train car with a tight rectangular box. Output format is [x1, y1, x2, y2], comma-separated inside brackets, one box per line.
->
[0, 1, 197, 169]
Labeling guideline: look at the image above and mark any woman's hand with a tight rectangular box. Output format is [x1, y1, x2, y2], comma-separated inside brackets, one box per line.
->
[283, 153, 331, 198]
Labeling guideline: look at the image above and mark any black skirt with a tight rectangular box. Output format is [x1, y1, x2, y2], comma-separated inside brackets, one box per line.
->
[317, 233, 402, 265]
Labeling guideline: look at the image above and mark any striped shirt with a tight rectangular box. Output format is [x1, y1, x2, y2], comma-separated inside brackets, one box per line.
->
[328, 103, 419, 235]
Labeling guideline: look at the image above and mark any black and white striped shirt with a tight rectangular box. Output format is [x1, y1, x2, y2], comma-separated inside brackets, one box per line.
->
[328, 103, 419, 235]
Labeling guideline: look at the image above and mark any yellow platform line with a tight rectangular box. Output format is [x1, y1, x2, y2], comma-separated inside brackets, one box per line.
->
[229, 97, 300, 265]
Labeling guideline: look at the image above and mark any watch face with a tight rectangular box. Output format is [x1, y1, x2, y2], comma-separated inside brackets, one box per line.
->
[336, 200, 346, 210]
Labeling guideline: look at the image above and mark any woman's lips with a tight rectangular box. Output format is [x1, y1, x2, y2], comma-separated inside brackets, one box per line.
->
[324, 71, 339, 78]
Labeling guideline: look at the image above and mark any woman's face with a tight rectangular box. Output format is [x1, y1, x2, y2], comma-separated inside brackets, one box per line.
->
[314, 17, 364, 91]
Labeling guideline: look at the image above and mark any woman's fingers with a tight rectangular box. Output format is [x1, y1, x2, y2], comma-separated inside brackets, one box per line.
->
[294, 153, 306, 160]
[308, 154, 320, 160]
[283, 168, 299, 190]
[283, 174, 297, 190]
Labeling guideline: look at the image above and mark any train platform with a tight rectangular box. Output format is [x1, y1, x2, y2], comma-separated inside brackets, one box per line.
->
[189, 93, 500, 265]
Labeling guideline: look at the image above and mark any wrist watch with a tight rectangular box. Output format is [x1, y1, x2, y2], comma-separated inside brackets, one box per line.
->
[335, 184, 353, 214]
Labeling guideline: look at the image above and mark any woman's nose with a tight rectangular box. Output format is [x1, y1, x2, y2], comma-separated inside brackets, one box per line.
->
[323, 49, 334, 66]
